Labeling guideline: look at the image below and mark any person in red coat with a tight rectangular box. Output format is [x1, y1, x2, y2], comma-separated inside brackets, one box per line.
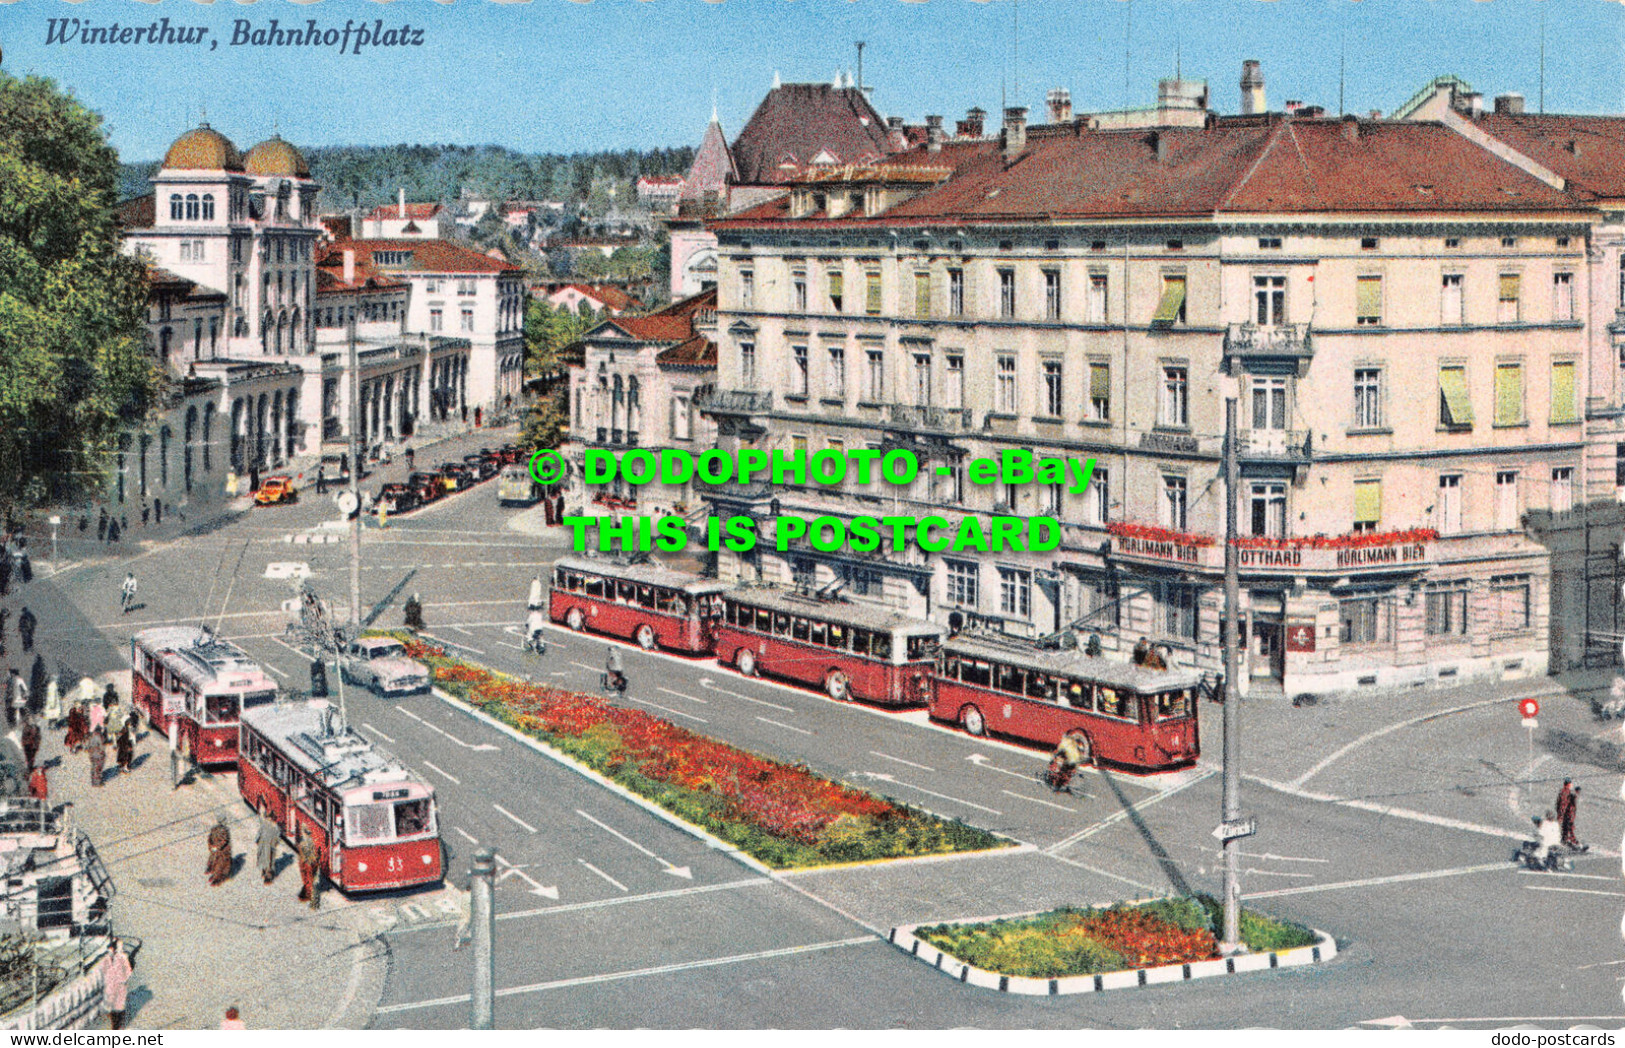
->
[28, 766, 46, 801]
[1557, 779, 1585, 849]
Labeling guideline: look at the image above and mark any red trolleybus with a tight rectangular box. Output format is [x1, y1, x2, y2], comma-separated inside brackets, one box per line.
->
[550, 556, 728, 655]
[130, 626, 278, 768]
[713, 589, 943, 707]
[238, 700, 443, 893]
[929, 633, 1200, 771]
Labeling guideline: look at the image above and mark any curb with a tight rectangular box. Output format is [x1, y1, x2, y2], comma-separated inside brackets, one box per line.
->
[886, 919, 1338, 995]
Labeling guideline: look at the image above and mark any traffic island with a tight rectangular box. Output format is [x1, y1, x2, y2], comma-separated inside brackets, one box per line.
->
[893, 897, 1336, 995]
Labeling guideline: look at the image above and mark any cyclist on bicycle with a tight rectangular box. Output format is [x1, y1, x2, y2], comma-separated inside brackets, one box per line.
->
[604, 645, 626, 695]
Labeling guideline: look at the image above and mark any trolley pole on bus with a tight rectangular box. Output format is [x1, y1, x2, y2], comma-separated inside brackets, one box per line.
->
[470, 848, 495, 1030]
[1219, 397, 1246, 955]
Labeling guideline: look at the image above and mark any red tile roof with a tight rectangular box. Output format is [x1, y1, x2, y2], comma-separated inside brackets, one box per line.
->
[551, 283, 639, 312]
[323, 238, 521, 274]
[731, 83, 894, 185]
[656, 334, 717, 368]
[366, 202, 443, 222]
[597, 287, 717, 344]
[116, 194, 156, 230]
[1474, 113, 1625, 199]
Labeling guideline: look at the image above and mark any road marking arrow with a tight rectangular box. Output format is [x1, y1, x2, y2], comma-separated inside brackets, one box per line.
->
[396, 707, 499, 751]
[576, 809, 693, 879]
[494, 853, 559, 900]
[966, 753, 1042, 782]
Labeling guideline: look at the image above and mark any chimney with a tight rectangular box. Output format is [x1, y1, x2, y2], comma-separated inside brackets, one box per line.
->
[959, 106, 987, 139]
[1460, 92, 1484, 118]
[343, 249, 355, 286]
[1046, 88, 1073, 124]
[1148, 130, 1170, 163]
[1494, 92, 1526, 115]
[1002, 106, 1028, 161]
[1341, 113, 1360, 142]
[397, 188, 406, 219]
[1240, 59, 1266, 115]
[926, 114, 945, 153]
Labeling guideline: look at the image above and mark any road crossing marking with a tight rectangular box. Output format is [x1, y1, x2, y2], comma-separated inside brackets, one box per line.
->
[451, 626, 475, 636]
[1002, 789, 1077, 812]
[454, 828, 478, 845]
[395, 707, 499, 751]
[361, 723, 395, 743]
[1525, 885, 1625, 897]
[494, 852, 559, 899]
[870, 751, 933, 772]
[1046, 768, 1217, 854]
[1243, 861, 1510, 900]
[577, 859, 628, 892]
[576, 810, 693, 879]
[422, 761, 461, 785]
[262, 662, 288, 678]
[492, 804, 537, 834]
[756, 716, 811, 736]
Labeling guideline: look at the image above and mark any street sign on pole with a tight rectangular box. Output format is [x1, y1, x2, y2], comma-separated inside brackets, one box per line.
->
[1519, 698, 1540, 719]
[1212, 817, 1257, 842]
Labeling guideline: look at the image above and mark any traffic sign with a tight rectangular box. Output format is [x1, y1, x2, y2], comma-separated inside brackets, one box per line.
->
[1212, 817, 1257, 842]
[1522, 717, 1539, 729]
[335, 490, 359, 515]
[1519, 698, 1540, 719]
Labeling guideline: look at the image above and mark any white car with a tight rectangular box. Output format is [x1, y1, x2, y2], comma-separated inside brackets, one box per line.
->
[339, 637, 430, 696]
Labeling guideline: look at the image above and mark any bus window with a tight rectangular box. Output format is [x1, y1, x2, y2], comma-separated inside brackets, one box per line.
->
[585, 577, 605, 598]
[852, 629, 871, 656]
[204, 693, 240, 724]
[994, 663, 1024, 695]
[906, 635, 939, 661]
[637, 585, 656, 609]
[941, 656, 960, 681]
[395, 799, 432, 837]
[554, 568, 566, 588]
[655, 590, 675, 613]
[313, 793, 330, 822]
[568, 573, 583, 592]
[871, 632, 892, 660]
[961, 659, 992, 688]
[346, 802, 392, 843]
[152, 663, 165, 690]
[754, 608, 772, 632]
[1065, 681, 1093, 710]
[243, 690, 275, 710]
[1097, 687, 1125, 718]
[773, 612, 791, 636]
[1155, 689, 1192, 720]
[828, 623, 846, 650]
[1026, 673, 1057, 703]
[809, 620, 827, 646]
[617, 581, 636, 603]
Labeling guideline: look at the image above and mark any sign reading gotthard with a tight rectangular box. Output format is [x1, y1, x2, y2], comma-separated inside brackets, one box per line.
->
[1110, 528, 1434, 575]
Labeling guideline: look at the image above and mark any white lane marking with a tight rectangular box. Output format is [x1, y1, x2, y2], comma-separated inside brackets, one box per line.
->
[362, 723, 396, 743]
[1242, 868, 1315, 879]
[1525, 886, 1625, 897]
[1002, 789, 1077, 812]
[419, 630, 485, 656]
[1046, 768, 1217, 854]
[492, 804, 537, 834]
[852, 772, 1001, 815]
[1577, 958, 1625, 970]
[494, 853, 559, 899]
[966, 753, 1038, 781]
[575, 809, 692, 879]
[657, 687, 709, 705]
[698, 677, 795, 713]
[756, 716, 811, 736]
[395, 707, 500, 752]
[1243, 862, 1510, 900]
[271, 635, 315, 662]
[451, 626, 475, 636]
[871, 751, 933, 772]
[454, 828, 478, 846]
[626, 697, 707, 723]
[386, 879, 774, 933]
[569, 661, 600, 673]
[375, 937, 876, 1013]
[1396, 1018, 1625, 1027]
[1516, 871, 1618, 881]
[263, 662, 289, 679]
[1247, 773, 1527, 841]
[495, 641, 525, 651]
[577, 859, 629, 892]
[1042, 851, 1160, 892]
[422, 761, 461, 785]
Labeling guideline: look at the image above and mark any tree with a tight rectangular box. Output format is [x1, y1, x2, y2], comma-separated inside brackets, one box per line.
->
[520, 388, 569, 452]
[0, 73, 156, 509]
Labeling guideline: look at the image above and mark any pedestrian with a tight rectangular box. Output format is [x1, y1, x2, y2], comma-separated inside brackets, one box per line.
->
[78, 513, 87, 534]
[100, 938, 133, 1030]
[106, 518, 119, 544]
[105, 698, 125, 742]
[88, 696, 105, 737]
[206, 816, 232, 886]
[296, 825, 322, 910]
[403, 592, 424, 631]
[116, 722, 134, 775]
[0, 550, 12, 597]
[1045, 728, 1092, 793]
[141, 503, 149, 527]
[474, 405, 482, 427]
[153, 499, 162, 526]
[1533, 810, 1563, 868]
[28, 657, 44, 716]
[42, 676, 61, 728]
[377, 500, 388, 529]
[255, 807, 279, 885]
[102, 682, 118, 711]
[220, 1007, 246, 1031]
[1131, 637, 1151, 666]
[28, 765, 46, 802]
[17, 608, 35, 655]
[20, 716, 39, 774]
[65, 701, 86, 752]
[315, 465, 326, 495]
[527, 575, 543, 610]
[6, 669, 25, 728]
[18, 546, 31, 585]
[86, 728, 106, 787]
[1560, 782, 1586, 849]
[404, 446, 415, 471]
[119, 513, 128, 535]
[120, 572, 137, 614]
[96, 508, 107, 542]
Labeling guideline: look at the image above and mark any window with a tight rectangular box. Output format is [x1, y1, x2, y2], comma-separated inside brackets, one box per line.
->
[1045, 483, 1064, 517]
[1441, 274, 1464, 325]
[201, 194, 215, 221]
[457, 279, 476, 296]
[1553, 272, 1574, 321]
[740, 341, 757, 387]
[1087, 273, 1108, 323]
[1498, 273, 1521, 324]
[1425, 580, 1469, 637]
[945, 354, 964, 409]
[1153, 274, 1187, 326]
[915, 272, 931, 318]
[865, 271, 882, 315]
[843, 566, 882, 597]
[1258, 237, 1283, 249]
[1495, 470, 1519, 531]
[827, 270, 843, 312]
[1249, 482, 1286, 538]
[460, 307, 474, 332]
[169, 194, 183, 221]
[1354, 368, 1382, 428]
[1166, 239, 1184, 251]
[1501, 236, 1518, 249]
[1361, 237, 1379, 250]
[1551, 466, 1574, 514]
[1087, 466, 1110, 525]
[998, 268, 1016, 318]
[185, 193, 199, 221]
[913, 353, 932, 406]
[1494, 362, 1524, 426]
[1354, 478, 1381, 534]
[672, 395, 691, 440]
[1043, 269, 1061, 320]
[1088, 362, 1111, 421]
[1251, 377, 1287, 431]
[826, 346, 845, 397]
[1557, 236, 1571, 248]
[948, 268, 964, 316]
[1042, 360, 1063, 418]
[1445, 237, 1461, 249]
[863, 349, 884, 401]
[995, 355, 1017, 413]
[1439, 366, 1472, 429]
[791, 557, 815, 590]
[1161, 366, 1189, 427]
[426, 279, 440, 294]
[1491, 575, 1532, 631]
[740, 270, 754, 308]
[945, 559, 978, 608]
[1159, 582, 1198, 639]
[792, 271, 808, 311]
[998, 567, 1032, 619]
[1356, 275, 1383, 325]
[429, 308, 443, 332]
[1253, 275, 1285, 326]
[1438, 474, 1463, 535]
[1161, 475, 1188, 530]
[791, 345, 809, 396]
[1340, 596, 1390, 644]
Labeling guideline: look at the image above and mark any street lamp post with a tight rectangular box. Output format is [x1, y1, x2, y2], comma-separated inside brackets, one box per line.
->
[1219, 397, 1245, 954]
[470, 848, 495, 1030]
[47, 516, 59, 572]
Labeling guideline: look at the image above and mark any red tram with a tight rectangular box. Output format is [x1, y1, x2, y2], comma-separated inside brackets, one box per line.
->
[130, 626, 278, 768]
[550, 556, 727, 655]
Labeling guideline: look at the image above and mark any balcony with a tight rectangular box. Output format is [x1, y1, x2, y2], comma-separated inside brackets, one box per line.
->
[1238, 429, 1312, 480]
[887, 404, 974, 433]
[695, 389, 774, 415]
[1224, 323, 1313, 374]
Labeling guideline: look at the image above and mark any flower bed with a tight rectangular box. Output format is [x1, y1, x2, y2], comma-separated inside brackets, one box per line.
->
[914, 897, 1319, 979]
[1229, 527, 1437, 551]
[1106, 522, 1217, 547]
[392, 635, 1007, 869]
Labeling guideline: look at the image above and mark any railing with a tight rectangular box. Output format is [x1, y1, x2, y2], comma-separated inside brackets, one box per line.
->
[694, 389, 773, 415]
[886, 404, 974, 432]
[693, 477, 775, 501]
[1224, 322, 1312, 357]
[1239, 429, 1312, 461]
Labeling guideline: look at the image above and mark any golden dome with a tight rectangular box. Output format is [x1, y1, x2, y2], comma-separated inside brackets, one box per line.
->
[162, 124, 244, 173]
[244, 135, 310, 178]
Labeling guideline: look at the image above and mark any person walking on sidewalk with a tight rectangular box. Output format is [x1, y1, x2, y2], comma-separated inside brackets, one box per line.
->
[115, 721, 134, 776]
[64, 701, 85, 753]
[296, 825, 322, 909]
[206, 816, 233, 887]
[86, 728, 106, 788]
[100, 938, 133, 1030]
[153, 499, 161, 526]
[96, 509, 107, 542]
[255, 808, 279, 885]
[6, 669, 26, 729]
[403, 592, 424, 632]
[28, 657, 44, 718]
[120, 572, 137, 614]
[1559, 781, 1587, 850]
[28, 765, 46, 802]
[315, 465, 326, 496]
[20, 716, 39, 774]
[17, 608, 35, 654]
[87, 696, 105, 737]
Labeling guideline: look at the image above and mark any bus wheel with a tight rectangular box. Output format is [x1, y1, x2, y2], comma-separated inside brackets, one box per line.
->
[960, 705, 986, 737]
[735, 648, 757, 677]
[824, 670, 851, 702]
[636, 624, 657, 651]
[566, 607, 585, 631]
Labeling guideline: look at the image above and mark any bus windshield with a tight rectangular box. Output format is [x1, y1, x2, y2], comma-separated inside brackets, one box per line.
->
[346, 802, 393, 843]
[242, 690, 276, 710]
[906, 635, 939, 662]
[1154, 689, 1192, 721]
[204, 693, 240, 724]
[395, 798, 434, 838]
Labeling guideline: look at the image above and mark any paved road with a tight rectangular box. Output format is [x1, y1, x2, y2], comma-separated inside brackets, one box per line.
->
[27, 429, 1625, 1028]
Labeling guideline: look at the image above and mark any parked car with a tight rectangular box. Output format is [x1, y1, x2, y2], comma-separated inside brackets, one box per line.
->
[438, 462, 477, 490]
[408, 472, 445, 503]
[338, 636, 430, 696]
[463, 453, 501, 481]
[319, 452, 369, 482]
[254, 476, 298, 506]
[377, 482, 418, 514]
[497, 444, 524, 466]
[497, 464, 540, 506]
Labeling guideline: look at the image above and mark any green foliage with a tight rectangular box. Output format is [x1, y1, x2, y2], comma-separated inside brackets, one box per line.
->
[520, 390, 569, 453]
[1187, 895, 1319, 952]
[0, 72, 156, 509]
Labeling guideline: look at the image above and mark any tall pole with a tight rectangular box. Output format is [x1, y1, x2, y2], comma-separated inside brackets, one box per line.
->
[347, 311, 363, 636]
[470, 848, 496, 1030]
[1221, 397, 1243, 954]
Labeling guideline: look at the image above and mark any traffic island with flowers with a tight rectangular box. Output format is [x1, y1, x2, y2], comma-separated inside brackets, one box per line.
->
[393, 637, 1009, 869]
[896, 897, 1335, 994]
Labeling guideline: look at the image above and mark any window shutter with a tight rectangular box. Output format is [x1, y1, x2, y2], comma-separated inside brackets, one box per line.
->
[1494, 363, 1524, 426]
[1152, 277, 1186, 324]
[828, 271, 843, 299]
[915, 273, 931, 317]
[1356, 276, 1382, 320]
[1354, 480, 1381, 524]
[866, 273, 882, 314]
[1090, 362, 1111, 400]
[1550, 361, 1577, 424]
[1439, 367, 1473, 427]
[1499, 273, 1520, 301]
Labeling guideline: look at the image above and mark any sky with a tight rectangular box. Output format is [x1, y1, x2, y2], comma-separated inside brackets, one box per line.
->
[0, 0, 1621, 163]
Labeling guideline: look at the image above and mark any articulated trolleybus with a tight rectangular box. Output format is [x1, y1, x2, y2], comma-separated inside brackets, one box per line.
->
[551, 556, 728, 655]
[930, 632, 1201, 770]
[131, 626, 278, 768]
[238, 700, 443, 893]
